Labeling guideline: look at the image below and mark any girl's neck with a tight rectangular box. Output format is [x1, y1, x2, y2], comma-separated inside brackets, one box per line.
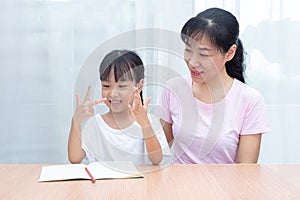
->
[103, 111, 135, 130]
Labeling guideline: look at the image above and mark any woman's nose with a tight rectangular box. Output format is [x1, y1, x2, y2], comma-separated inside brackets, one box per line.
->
[188, 54, 200, 68]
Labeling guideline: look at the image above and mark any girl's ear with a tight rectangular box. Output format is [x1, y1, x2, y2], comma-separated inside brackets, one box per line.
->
[136, 79, 144, 92]
[225, 44, 237, 62]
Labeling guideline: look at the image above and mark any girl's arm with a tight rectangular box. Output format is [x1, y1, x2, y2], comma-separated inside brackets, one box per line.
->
[128, 94, 162, 165]
[236, 134, 262, 163]
[140, 123, 163, 165]
[68, 86, 106, 164]
[68, 118, 86, 163]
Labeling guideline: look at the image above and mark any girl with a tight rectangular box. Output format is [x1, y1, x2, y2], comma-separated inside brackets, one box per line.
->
[158, 8, 271, 164]
[68, 50, 169, 165]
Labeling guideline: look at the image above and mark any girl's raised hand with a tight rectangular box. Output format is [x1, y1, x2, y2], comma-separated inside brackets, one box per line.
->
[128, 92, 151, 128]
[73, 85, 107, 126]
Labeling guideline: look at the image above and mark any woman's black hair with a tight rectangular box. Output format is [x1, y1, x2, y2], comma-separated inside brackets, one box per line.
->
[99, 50, 144, 104]
[181, 7, 246, 83]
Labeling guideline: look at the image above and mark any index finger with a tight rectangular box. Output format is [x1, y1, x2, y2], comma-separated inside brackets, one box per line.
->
[135, 92, 142, 105]
[84, 85, 92, 101]
[89, 97, 107, 107]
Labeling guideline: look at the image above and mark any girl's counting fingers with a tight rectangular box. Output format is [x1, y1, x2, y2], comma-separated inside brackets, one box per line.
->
[83, 85, 92, 102]
[75, 93, 81, 108]
[92, 97, 107, 106]
[133, 93, 140, 110]
[144, 97, 151, 110]
[128, 104, 134, 113]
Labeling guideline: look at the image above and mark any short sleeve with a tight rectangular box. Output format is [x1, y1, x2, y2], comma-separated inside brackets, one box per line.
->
[157, 87, 173, 123]
[81, 116, 99, 163]
[241, 94, 271, 135]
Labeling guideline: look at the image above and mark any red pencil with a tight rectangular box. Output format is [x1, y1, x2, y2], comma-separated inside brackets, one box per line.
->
[85, 167, 96, 184]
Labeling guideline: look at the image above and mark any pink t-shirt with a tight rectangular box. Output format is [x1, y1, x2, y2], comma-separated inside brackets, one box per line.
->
[157, 76, 271, 164]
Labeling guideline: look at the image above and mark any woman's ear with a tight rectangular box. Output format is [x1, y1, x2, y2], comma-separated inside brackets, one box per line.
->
[225, 44, 237, 62]
[136, 79, 144, 92]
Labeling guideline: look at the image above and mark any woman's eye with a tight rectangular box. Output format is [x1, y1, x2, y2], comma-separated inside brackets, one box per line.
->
[199, 54, 209, 57]
[185, 48, 192, 53]
[102, 85, 110, 88]
[119, 85, 127, 88]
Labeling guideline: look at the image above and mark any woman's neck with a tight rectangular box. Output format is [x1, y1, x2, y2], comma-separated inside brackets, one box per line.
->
[192, 73, 234, 104]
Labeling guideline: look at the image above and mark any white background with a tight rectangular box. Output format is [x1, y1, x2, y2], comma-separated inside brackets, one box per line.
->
[0, 0, 299, 164]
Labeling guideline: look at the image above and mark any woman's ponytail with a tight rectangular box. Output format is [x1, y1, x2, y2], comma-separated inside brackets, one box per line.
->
[225, 39, 246, 83]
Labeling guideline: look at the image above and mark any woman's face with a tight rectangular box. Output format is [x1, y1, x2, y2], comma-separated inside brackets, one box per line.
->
[101, 68, 137, 114]
[184, 36, 228, 84]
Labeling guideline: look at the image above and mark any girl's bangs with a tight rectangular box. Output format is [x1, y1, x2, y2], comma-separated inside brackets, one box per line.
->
[113, 61, 134, 82]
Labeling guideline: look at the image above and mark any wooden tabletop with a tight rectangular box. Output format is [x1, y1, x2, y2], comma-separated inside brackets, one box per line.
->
[0, 164, 300, 199]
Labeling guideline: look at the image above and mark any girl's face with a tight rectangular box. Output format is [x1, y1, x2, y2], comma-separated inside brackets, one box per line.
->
[184, 36, 229, 84]
[101, 68, 138, 114]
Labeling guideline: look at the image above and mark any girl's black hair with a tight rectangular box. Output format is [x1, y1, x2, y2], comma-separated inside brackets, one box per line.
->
[99, 50, 144, 104]
[181, 7, 245, 83]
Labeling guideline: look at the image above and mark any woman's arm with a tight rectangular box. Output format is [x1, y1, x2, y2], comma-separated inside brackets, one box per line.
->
[236, 134, 262, 163]
[160, 119, 174, 147]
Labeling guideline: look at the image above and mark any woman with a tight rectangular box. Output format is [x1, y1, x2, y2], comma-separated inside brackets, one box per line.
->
[158, 8, 271, 164]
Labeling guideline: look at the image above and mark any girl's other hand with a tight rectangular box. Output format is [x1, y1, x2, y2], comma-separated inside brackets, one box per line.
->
[128, 92, 151, 128]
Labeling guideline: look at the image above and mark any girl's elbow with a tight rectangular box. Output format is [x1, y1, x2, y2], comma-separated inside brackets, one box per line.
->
[68, 155, 83, 164]
[150, 154, 162, 165]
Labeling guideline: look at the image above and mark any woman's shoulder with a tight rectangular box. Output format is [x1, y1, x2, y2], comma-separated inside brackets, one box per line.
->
[229, 79, 267, 108]
[233, 78, 263, 98]
[163, 75, 192, 95]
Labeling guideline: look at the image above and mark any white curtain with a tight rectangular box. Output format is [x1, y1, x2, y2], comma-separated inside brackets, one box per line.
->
[0, 0, 193, 164]
[1, 0, 299, 164]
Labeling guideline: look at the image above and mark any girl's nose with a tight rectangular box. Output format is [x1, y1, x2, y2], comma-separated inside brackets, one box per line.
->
[109, 88, 119, 97]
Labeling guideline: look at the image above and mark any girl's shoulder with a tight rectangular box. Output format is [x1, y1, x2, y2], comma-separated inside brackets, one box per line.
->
[84, 113, 110, 131]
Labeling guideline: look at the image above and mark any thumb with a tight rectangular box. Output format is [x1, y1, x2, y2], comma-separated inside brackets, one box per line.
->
[94, 97, 107, 105]
[128, 104, 134, 114]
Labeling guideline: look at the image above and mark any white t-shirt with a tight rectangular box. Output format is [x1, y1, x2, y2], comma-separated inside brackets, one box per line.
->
[157, 76, 271, 164]
[81, 113, 170, 164]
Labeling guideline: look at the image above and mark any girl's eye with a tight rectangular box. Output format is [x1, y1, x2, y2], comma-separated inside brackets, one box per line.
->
[102, 85, 110, 88]
[185, 48, 192, 53]
[119, 85, 127, 88]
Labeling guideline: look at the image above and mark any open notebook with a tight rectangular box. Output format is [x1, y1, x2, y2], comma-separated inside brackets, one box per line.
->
[39, 161, 143, 182]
